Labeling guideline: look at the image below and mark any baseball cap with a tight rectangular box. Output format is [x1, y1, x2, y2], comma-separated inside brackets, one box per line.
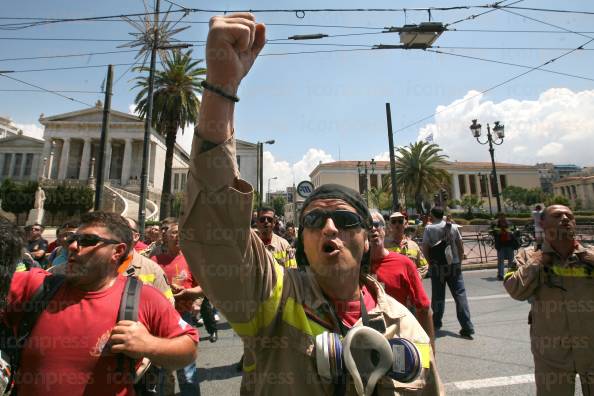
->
[389, 212, 405, 219]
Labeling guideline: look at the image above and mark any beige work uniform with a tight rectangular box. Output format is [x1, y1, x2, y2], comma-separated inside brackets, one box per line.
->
[264, 233, 297, 269]
[386, 238, 429, 279]
[504, 242, 594, 395]
[126, 250, 175, 305]
[180, 135, 443, 395]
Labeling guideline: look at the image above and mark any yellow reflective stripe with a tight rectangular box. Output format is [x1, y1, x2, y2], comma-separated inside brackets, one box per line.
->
[15, 263, 27, 272]
[418, 256, 428, 268]
[552, 266, 591, 278]
[229, 263, 284, 337]
[504, 271, 515, 281]
[243, 363, 256, 373]
[163, 288, 174, 300]
[273, 251, 286, 259]
[282, 297, 327, 337]
[284, 258, 298, 269]
[138, 274, 156, 284]
[414, 343, 431, 369]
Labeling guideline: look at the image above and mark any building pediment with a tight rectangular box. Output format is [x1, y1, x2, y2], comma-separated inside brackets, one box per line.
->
[0, 134, 44, 148]
[40, 105, 142, 125]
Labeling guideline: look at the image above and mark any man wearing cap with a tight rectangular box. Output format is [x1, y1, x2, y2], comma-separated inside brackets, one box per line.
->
[385, 212, 429, 279]
[180, 13, 443, 395]
[255, 206, 296, 268]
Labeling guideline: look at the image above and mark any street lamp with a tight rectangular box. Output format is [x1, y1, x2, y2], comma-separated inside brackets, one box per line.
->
[267, 176, 278, 203]
[257, 139, 275, 208]
[470, 119, 505, 213]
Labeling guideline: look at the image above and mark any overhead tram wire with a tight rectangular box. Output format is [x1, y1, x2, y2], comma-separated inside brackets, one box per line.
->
[393, 37, 594, 134]
[0, 73, 95, 107]
[445, 0, 523, 27]
[0, 89, 103, 93]
[426, 48, 594, 82]
[0, 49, 138, 62]
[500, 8, 594, 40]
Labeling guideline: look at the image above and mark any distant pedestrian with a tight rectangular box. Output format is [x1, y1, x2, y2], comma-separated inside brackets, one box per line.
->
[490, 212, 518, 280]
[25, 223, 48, 268]
[422, 207, 474, 340]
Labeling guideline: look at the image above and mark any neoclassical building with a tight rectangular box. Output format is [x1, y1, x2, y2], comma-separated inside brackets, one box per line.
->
[309, 160, 540, 210]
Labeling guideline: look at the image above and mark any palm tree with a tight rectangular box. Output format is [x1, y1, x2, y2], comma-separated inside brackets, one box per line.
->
[395, 141, 451, 215]
[133, 50, 205, 219]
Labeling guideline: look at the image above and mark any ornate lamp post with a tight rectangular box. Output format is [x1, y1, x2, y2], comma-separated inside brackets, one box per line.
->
[470, 119, 505, 213]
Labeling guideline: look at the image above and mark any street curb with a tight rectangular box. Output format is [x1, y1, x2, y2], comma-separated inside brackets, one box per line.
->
[462, 262, 498, 271]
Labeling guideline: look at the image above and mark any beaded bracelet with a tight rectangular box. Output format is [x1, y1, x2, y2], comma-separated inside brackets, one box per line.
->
[200, 80, 240, 103]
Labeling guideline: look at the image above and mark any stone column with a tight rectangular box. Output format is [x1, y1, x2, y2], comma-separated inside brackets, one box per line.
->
[121, 138, 132, 186]
[103, 139, 112, 181]
[57, 137, 71, 180]
[452, 172, 461, 200]
[39, 139, 52, 178]
[79, 138, 92, 180]
[8, 153, 16, 178]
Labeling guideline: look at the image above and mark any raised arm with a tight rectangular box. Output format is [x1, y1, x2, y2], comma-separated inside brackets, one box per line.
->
[180, 15, 283, 332]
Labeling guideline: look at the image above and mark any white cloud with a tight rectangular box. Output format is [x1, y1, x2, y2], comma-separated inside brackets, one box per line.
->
[15, 122, 44, 139]
[263, 148, 334, 192]
[128, 104, 139, 116]
[416, 88, 594, 166]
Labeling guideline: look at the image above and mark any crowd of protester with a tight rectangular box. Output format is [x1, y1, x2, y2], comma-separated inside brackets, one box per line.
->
[0, 11, 592, 396]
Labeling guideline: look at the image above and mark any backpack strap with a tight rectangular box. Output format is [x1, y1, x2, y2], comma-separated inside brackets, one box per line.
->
[116, 276, 142, 382]
[10, 274, 66, 394]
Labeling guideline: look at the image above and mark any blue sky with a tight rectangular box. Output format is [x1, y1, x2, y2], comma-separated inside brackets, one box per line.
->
[2, 1, 594, 190]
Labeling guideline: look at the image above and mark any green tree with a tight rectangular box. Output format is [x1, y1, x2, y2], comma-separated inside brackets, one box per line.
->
[456, 195, 484, 217]
[368, 186, 393, 211]
[272, 196, 287, 217]
[133, 50, 206, 219]
[0, 179, 37, 215]
[546, 195, 570, 206]
[394, 141, 450, 215]
[501, 186, 527, 210]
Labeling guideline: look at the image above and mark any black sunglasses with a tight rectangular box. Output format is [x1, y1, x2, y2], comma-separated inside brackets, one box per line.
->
[65, 233, 122, 247]
[258, 216, 274, 224]
[371, 221, 384, 228]
[302, 210, 365, 230]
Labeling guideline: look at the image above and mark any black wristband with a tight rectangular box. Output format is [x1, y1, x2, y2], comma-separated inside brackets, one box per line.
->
[201, 80, 239, 103]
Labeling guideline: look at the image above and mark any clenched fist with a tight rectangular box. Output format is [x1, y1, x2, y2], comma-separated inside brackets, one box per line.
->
[109, 320, 153, 359]
[205, 13, 266, 93]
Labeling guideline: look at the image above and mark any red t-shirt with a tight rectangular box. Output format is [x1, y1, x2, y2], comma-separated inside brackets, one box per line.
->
[134, 241, 148, 252]
[331, 285, 377, 328]
[371, 252, 430, 311]
[5, 269, 198, 396]
[151, 253, 197, 313]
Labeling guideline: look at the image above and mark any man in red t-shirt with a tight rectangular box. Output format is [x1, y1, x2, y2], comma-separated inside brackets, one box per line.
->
[369, 211, 435, 352]
[4, 212, 198, 396]
[151, 221, 205, 396]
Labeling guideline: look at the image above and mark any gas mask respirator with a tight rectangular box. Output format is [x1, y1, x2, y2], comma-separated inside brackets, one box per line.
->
[315, 326, 422, 396]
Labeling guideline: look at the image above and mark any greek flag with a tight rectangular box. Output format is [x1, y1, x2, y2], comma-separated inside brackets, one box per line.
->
[425, 133, 434, 143]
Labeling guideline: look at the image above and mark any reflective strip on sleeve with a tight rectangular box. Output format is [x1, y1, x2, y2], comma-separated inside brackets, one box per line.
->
[243, 363, 256, 373]
[414, 343, 431, 369]
[503, 271, 515, 281]
[229, 263, 284, 337]
[552, 266, 591, 278]
[282, 297, 327, 337]
[15, 263, 27, 272]
[138, 273, 156, 284]
[163, 288, 174, 300]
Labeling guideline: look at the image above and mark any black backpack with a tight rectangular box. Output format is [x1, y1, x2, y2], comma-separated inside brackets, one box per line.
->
[428, 223, 452, 266]
[1, 275, 145, 395]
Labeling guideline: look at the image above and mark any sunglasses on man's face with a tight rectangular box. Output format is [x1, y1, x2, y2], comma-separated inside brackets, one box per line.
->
[390, 218, 405, 225]
[371, 221, 384, 229]
[258, 216, 274, 224]
[302, 209, 365, 230]
[65, 233, 122, 247]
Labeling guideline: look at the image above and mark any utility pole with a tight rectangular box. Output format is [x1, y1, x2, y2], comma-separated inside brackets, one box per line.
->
[94, 64, 113, 211]
[138, 0, 160, 236]
[258, 142, 263, 208]
[386, 103, 399, 212]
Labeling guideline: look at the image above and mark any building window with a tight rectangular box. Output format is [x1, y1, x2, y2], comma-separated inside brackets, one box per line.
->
[571, 185, 577, 199]
[499, 174, 507, 189]
[174, 173, 180, 191]
[1, 154, 11, 177]
[469, 175, 477, 195]
[479, 175, 488, 197]
[458, 175, 467, 195]
[370, 174, 378, 189]
[23, 153, 34, 177]
[358, 174, 366, 195]
[181, 173, 187, 191]
[236, 155, 241, 172]
[13, 153, 23, 177]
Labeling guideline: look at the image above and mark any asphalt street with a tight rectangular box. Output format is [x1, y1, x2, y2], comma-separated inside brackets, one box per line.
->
[195, 269, 584, 395]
